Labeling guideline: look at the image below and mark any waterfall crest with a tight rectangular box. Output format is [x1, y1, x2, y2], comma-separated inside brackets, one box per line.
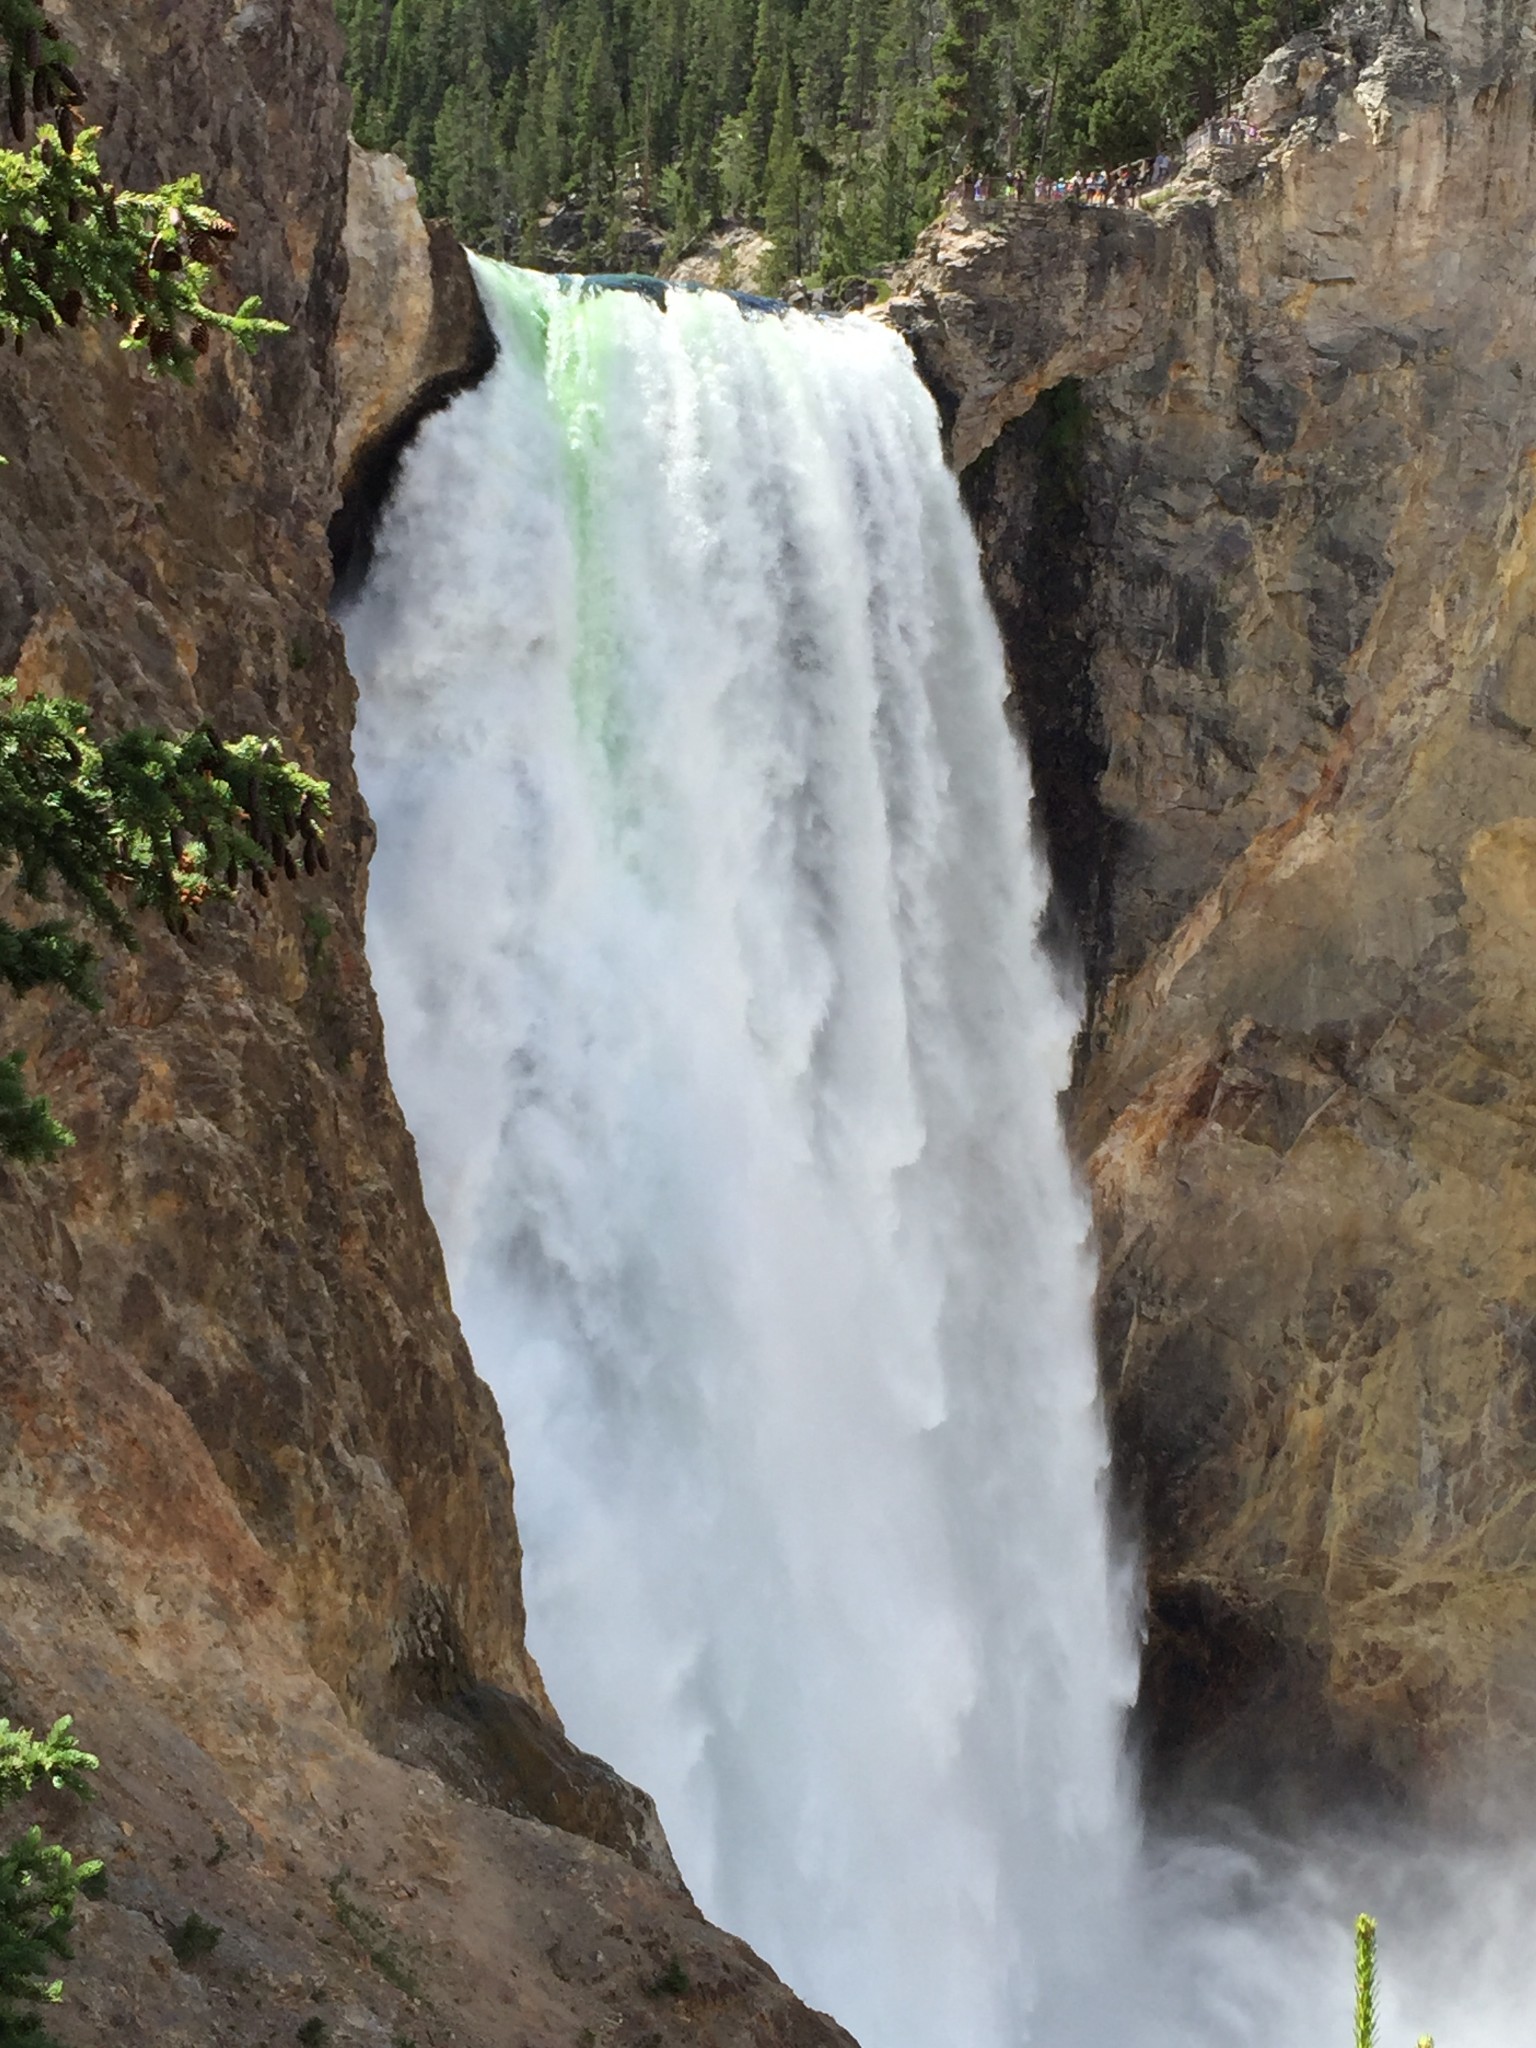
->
[344, 262, 1139, 2046]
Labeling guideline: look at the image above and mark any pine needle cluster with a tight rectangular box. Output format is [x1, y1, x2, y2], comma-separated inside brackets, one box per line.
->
[0, 0, 284, 377]
[0, 683, 331, 1162]
[0, 1715, 102, 2048]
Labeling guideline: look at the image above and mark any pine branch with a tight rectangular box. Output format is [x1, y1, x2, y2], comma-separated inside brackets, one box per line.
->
[0, 682, 332, 1162]
[0, 1051, 70, 1161]
[0, 1, 284, 378]
[0, 130, 286, 377]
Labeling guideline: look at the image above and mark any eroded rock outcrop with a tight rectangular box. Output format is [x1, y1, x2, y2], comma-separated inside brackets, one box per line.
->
[0, 5, 850, 2041]
[888, 0, 1536, 1809]
[330, 141, 496, 596]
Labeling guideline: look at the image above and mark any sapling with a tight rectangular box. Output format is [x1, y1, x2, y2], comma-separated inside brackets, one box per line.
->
[1354, 1911, 1434, 2048]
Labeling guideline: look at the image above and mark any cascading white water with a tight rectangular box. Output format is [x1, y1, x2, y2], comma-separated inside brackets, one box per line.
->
[343, 261, 1139, 2046]
[341, 262, 1536, 2048]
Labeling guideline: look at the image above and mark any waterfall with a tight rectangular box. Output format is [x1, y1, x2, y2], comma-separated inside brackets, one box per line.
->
[342, 261, 1138, 2045]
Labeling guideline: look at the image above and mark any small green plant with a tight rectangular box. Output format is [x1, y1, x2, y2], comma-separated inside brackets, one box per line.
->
[301, 905, 333, 962]
[1355, 1914, 1378, 2048]
[204, 1831, 230, 1868]
[296, 2020, 329, 2048]
[0, 1713, 103, 2046]
[168, 1909, 222, 1966]
[326, 1870, 420, 1997]
[644, 1953, 690, 1997]
[1354, 1913, 1433, 2048]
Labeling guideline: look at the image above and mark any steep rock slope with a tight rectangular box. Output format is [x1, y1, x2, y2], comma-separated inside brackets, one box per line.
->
[888, 0, 1536, 1807]
[0, 0, 535, 1754]
[0, 5, 852, 2042]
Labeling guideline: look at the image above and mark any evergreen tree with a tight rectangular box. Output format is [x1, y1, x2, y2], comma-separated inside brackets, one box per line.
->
[435, 53, 506, 249]
[570, 0, 621, 210]
[761, 53, 803, 288]
[741, 0, 788, 207]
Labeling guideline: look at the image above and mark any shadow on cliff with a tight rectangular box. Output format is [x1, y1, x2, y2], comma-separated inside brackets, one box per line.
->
[961, 377, 1126, 998]
[383, 1580, 685, 1884]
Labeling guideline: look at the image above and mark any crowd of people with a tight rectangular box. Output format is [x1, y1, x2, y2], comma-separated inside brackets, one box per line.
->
[1030, 153, 1177, 205]
[953, 155, 1176, 208]
[952, 114, 1268, 214]
[1189, 115, 1266, 150]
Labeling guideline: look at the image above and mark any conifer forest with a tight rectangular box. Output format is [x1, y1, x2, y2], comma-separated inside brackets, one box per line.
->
[337, 0, 1324, 284]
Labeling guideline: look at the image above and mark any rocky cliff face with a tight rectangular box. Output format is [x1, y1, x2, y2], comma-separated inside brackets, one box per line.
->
[888, 0, 1536, 1811]
[0, 6, 852, 2042]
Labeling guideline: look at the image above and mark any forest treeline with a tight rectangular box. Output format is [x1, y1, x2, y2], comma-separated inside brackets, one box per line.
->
[336, 0, 1324, 285]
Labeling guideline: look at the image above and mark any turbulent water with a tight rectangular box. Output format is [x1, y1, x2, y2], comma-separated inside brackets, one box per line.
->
[343, 263, 1532, 2048]
[345, 261, 1136, 2045]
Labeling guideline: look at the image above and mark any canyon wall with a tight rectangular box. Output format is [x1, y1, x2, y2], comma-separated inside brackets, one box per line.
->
[0, 4, 851, 2041]
[888, 0, 1536, 1810]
